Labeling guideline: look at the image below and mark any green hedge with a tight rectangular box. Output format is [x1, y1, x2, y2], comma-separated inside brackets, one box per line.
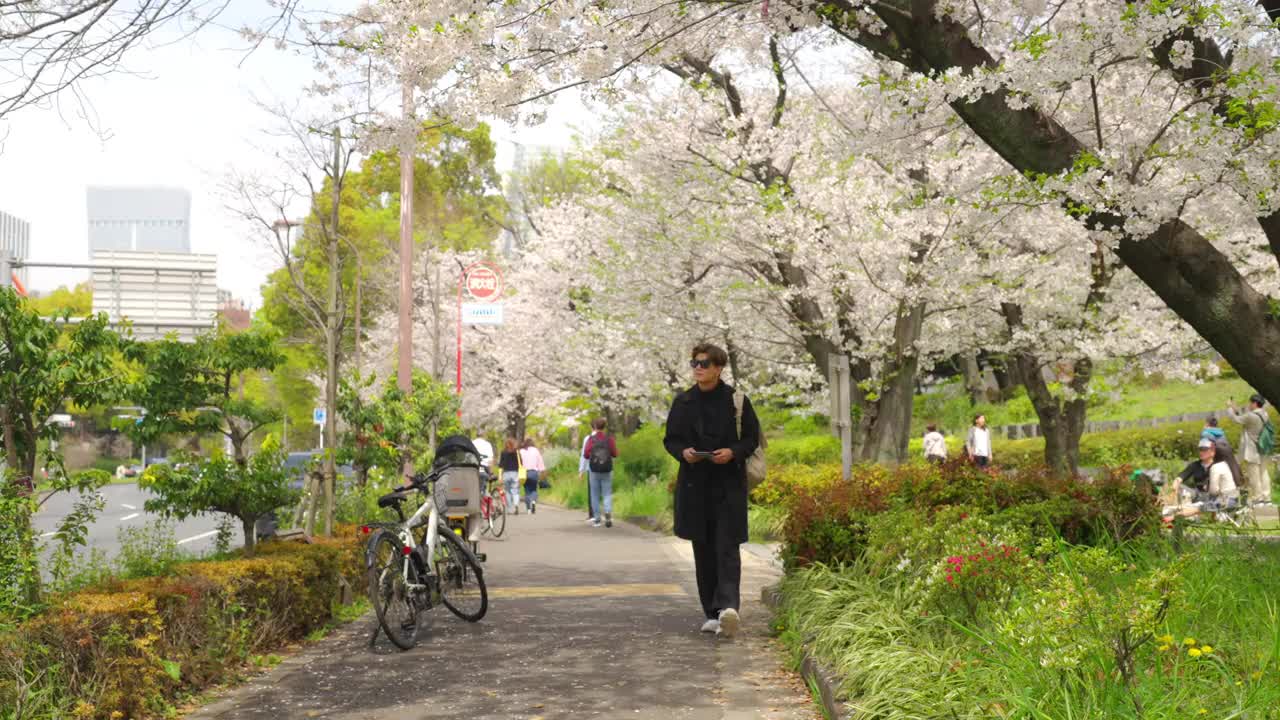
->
[0, 531, 363, 720]
[992, 416, 1263, 468]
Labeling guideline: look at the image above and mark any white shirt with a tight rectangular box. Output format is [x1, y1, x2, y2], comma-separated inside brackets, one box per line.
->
[923, 431, 947, 458]
[1209, 461, 1238, 498]
[969, 427, 991, 458]
[578, 435, 591, 474]
[472, 438, 494, 468]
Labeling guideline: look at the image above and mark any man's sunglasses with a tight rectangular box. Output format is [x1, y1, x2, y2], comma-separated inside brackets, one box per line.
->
[690, 358, 714, 369]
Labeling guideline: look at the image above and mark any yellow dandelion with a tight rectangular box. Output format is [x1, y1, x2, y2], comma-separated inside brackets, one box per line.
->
[1252, 670, 1264, 681]
[1201, 645, 1214, 655]
[1183, 637, 1197, 646]
[1157, 644, 1170, 652]
[1198, 709, 1208, 715]
[1158, 634, 1174, 645]
[1188, 648, 1203, 658]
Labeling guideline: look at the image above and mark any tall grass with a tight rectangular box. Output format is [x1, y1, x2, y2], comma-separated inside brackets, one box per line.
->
[778, 539, 1280, 719]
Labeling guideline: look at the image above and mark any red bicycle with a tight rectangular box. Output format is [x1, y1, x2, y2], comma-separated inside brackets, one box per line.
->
[480, 479, 507, 538]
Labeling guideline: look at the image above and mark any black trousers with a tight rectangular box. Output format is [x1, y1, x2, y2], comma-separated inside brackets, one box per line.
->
[690, 504, 741, 619]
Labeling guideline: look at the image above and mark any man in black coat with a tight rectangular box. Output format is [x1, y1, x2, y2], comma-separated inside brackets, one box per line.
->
[663, 342, 760, 638]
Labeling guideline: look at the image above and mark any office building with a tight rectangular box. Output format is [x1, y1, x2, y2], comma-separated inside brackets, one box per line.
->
[86, 186, 191, 253]
[500, 143, 565, 255]
[0, 210, 31, 287]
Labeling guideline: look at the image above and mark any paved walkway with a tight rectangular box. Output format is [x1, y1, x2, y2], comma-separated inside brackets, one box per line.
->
[186, 505, 817, 720]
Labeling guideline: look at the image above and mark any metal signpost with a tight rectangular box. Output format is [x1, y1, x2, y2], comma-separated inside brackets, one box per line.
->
[455, 261, 504, 413]
[829, 354, 854, 481]
[313, 408, 327, 450]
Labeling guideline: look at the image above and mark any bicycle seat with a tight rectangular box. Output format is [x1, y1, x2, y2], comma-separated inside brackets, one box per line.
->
[377, 490, 413, 509]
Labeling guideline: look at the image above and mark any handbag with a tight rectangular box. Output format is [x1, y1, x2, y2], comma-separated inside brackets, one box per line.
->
[538, 476, 552, 490]
[516, 451, 527, 482]
[733, 391, 767, 491]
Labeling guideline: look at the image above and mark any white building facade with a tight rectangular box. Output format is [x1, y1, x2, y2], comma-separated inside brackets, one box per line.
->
[0, 209, 31, 287]
[86, 186, 191, 253]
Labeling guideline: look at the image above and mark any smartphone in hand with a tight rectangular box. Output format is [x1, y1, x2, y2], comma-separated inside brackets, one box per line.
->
[691, 451, 715, 459]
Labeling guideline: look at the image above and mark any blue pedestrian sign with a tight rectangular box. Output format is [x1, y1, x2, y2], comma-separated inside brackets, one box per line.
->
[313, 408, 326, 425]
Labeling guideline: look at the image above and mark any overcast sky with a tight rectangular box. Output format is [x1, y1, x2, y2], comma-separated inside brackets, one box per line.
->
[0, 0, 590, 307]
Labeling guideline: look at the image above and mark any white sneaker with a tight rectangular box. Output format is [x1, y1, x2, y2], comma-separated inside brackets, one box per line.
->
[590, 519, 602, 527]
[716, 609, 740, 639]
[700, 618, 720, 633]
[585, 517, 597, 524]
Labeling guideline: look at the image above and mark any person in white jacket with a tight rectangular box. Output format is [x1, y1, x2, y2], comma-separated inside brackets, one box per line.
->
[965, 415, 992, 468]
[922, 424, 947, 464]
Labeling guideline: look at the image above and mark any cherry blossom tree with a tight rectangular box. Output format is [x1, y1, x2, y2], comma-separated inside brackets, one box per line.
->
[329, 0, 1280, 416]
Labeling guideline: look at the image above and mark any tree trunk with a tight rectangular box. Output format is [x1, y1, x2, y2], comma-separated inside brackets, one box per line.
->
[960, 354, 984, 406]
[1002, 304, 1092, 476]
[725, 336, 743, 387]
[858, 300, 926, 465]
[990, 358, 1019, 403]
[506, 393, 528, 442]
[1, 403, 27, 492]
[241, 516, 258, 556]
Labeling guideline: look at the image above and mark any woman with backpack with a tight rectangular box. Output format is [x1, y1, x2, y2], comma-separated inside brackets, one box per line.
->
[1227, 394, 1274, 507]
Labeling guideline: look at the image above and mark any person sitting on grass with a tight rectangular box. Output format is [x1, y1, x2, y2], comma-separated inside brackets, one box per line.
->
[1176, 438, 1239, 515]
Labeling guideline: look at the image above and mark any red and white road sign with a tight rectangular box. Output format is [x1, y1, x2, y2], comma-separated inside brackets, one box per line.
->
[463, 262, 503, 303]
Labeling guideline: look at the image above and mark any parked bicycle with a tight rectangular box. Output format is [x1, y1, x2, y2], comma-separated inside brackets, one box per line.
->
[364, 439, 489, 650]
[480, 471, 507, 539]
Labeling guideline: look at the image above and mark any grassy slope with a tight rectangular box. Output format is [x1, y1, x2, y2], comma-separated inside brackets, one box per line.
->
[914, 376, 1255, 436]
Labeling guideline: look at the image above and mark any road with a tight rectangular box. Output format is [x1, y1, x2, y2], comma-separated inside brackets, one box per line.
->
[187, 504, 819, 720]
[33, 482, 244, 563]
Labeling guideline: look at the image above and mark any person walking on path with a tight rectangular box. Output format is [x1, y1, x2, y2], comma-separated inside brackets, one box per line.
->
[1227, 394, 1274, 506]
[584, 418, 618, 528]
[663, 343, 761, 640]
[519, 438, 546, 514]
[965, 414, 992, 468]
[578, 433, 596, 523]
[498, 437, 522, 514]
[923, 424, 947, 465]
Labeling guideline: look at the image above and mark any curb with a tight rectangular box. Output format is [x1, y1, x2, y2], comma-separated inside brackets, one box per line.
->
[761, 582, 851, 720]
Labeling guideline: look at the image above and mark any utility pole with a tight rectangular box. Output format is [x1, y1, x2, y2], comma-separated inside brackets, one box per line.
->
[320, 125, 342, 536]
[398, 79, 414, 396]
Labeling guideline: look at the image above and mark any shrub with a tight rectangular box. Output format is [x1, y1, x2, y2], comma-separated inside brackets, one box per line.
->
[782, 468, 896, 566]
[995, 419, 1247, 469]
[749, 463, 842, 507]
[615, 425, 677, 485]
[766, 434, 840, 465]
[781, 462, 1159, 567]
[116, 520, 189, 579]
[0, 531, 363, 720]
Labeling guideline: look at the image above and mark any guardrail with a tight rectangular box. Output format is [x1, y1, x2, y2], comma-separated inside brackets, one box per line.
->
[997, 410, 1222, 440]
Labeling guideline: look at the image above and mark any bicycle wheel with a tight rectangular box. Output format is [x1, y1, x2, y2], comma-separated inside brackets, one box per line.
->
[434, 524, 488, 622]
[366, 529, 423, 650]
[489, 495, 507, 538]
